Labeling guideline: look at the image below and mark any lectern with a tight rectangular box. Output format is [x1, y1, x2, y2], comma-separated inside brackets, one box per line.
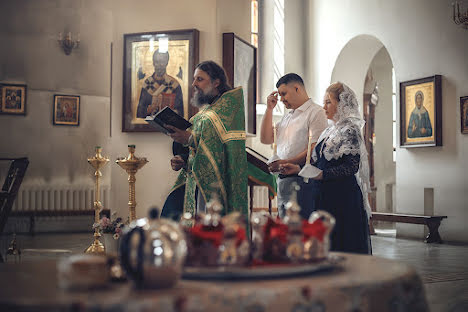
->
[246, 147, 276, 216]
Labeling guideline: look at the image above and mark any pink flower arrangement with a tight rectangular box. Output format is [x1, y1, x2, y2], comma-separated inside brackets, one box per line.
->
[93, 213, 125, 239]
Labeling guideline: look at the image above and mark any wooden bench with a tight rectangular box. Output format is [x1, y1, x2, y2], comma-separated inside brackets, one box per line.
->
[371, 212, 447, 243]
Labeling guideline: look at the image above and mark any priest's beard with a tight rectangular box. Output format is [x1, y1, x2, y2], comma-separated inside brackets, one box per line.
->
[191, 85, 218, 108]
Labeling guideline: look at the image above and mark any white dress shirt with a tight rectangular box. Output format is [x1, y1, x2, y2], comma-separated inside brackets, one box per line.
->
[275, 99, 328, 160]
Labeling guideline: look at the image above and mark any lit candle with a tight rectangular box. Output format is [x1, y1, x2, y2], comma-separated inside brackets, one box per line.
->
[305, 128, 313, 165]
[273, 123, 277, 142]
[272, 123, 277, 155]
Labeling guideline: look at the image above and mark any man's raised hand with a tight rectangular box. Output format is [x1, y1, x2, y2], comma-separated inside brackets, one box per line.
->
[267, 91, 278, 110]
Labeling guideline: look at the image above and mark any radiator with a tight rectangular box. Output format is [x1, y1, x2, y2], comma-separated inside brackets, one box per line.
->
[11, 186, 110, 214]
[11, 185, 269, 213]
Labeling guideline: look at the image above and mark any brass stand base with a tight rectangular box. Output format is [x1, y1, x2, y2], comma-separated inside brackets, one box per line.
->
[85, 234, 105, 254]
[108, 255, 126, 281]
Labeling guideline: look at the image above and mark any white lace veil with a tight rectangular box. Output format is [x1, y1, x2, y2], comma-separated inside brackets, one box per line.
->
[312, 83, 372, 219]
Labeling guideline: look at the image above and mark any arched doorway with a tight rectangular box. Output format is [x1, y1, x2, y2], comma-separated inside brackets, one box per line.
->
[330, 35, 396, 233]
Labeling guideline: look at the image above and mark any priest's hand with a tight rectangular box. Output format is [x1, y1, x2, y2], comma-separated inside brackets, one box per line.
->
[278, 163, 300, 175]
[166, 125, 191, 144]
[170, 155, 185, 171]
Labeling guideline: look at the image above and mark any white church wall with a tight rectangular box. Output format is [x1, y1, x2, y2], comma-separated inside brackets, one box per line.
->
[0, 0, 251, 225]
[307, 0, 468, 242]
[108, 0, 251, 220]
[284, 0, 308, 80]
[0, 0, 112, 202]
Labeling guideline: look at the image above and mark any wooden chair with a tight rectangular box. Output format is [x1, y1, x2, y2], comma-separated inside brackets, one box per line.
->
[0, 158, 29, 262]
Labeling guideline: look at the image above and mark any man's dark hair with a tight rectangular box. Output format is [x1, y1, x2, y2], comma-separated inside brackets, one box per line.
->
[195, 61, 232, 94]
[276, 73, 304, 88]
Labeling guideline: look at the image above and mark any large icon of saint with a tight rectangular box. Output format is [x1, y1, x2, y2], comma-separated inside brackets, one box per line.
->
[407, 91, 432, 138]
[136, 49, 183, 119]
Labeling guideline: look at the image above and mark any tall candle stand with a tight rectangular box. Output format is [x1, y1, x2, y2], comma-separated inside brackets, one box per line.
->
[116, 145, 148, 221]
[85, 146, 109, 254]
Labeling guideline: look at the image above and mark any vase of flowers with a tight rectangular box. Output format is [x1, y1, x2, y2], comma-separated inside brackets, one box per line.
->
[102, 233, 119, 254]
[93, 214, 125, 255]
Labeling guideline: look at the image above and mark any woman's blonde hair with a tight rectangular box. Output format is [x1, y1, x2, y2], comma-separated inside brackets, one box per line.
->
[326, 82, 344, 101]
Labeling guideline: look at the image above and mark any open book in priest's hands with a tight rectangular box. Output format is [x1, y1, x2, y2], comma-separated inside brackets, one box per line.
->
[145, 106, 192, 134]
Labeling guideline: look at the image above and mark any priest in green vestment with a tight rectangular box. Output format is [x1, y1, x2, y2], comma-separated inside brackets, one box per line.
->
[161, 61, 248, 219]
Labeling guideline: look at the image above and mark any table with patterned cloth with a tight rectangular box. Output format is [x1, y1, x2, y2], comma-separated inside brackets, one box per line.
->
[0, 252, 428, 312]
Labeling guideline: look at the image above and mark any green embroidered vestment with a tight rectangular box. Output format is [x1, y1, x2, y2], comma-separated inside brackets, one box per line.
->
[173, 87, 248, 217]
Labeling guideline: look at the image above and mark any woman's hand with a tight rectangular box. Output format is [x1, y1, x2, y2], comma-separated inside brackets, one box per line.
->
[166, 125, 191, 144]
[278, 163, 301, 175]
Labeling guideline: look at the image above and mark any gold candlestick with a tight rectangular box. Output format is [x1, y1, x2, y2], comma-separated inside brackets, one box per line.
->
[116, 145, 148, 221]
[85, 146, 109, 254]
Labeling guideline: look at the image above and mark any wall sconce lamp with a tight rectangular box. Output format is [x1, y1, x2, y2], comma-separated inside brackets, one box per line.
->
[453, 1, 468, 29]
[58, 32, 80, 55]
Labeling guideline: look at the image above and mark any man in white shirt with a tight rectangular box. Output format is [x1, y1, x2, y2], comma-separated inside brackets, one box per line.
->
[260, 73, 328, 218]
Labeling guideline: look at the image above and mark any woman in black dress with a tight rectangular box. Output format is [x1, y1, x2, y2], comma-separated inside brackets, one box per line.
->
[280, 82, 371, 254]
